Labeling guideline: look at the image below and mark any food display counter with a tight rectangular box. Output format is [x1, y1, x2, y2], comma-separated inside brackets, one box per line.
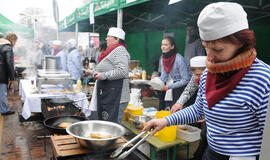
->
[19, 79, 90, 120]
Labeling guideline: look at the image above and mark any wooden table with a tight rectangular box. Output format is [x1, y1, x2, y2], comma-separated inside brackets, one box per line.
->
[122, 121, 190, 160]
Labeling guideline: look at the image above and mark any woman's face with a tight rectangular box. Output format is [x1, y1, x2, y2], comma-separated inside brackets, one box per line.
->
[192, 68, 205, 82]
[106, 36, 119, 47]
[161, 39, 174, 53]
[202, 41, 243, 63]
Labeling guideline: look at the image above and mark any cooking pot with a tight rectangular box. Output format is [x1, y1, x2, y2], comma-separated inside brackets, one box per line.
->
[45, 56, 61, 70]
[43, 115, 86, 134]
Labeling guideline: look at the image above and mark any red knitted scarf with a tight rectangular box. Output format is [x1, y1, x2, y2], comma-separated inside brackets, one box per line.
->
[98, 43, 126, 63]
[205, 49, 256, 109]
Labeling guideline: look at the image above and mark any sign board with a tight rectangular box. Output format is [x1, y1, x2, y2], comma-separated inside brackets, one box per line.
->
[168, 0, 182, 5]
[89, 3, 95, 24]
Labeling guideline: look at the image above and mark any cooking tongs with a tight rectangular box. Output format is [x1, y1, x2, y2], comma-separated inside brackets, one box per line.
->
[110, 128, 153, 159]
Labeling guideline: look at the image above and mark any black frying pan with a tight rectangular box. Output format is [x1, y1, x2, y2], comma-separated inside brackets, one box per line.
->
[44, 115, 86, 134]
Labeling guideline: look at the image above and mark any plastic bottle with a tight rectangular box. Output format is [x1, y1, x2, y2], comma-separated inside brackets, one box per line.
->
[142, 70, 147, 80]
[76, 79, 82, 92]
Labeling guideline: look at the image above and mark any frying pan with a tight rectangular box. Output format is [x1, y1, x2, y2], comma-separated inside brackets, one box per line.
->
[43, 115, 86, 134]
[49, 97, 89, 106]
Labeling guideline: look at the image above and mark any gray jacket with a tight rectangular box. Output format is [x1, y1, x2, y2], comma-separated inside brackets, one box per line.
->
[95, 46, 130, 103]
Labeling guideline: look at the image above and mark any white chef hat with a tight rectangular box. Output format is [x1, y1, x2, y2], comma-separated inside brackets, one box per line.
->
[66, 39, 77, 48]
[52, 40, 62, 46]
[107, 27, 125, 40]
[190, 56, 207, 67]
[197, 2, 249, 41]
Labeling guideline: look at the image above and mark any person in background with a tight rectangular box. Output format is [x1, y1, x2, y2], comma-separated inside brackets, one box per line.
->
[157, 36, 191, 110]
[41, 42, 51, 56]
[184, 22, 206, 66]
[143, 2, 270, 160]
[0, 32, 3, 38]
[33, 40, 43, 69]
[78, 45, 85, 62]
[66, 39, 83, 83]
[0, 33, 17, 115]
[170, 56, 207, 160]
[170, 56, 207, 113]
[95, 41, 106, 63]
[86, 27, 130, 124]
[85, 40, 97, 63]
[55, 40, 67, 71]
[51, 40, 62, 56]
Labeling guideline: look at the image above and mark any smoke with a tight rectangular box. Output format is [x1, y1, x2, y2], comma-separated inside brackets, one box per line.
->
[13, 36, 38, 79]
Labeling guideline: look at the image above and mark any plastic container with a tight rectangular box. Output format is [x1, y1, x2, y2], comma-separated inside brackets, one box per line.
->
[156, 111, 177, 142]
[177, 125, 201, 142]
[127, 105, 144, 124]
[76, 80, 82, 92]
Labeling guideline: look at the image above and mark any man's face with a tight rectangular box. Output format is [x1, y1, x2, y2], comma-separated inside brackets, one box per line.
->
[187, 26, 195, 37]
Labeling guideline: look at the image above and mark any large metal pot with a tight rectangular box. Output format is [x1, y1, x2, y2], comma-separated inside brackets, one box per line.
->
[45, 56, 61, 70]
[66, 120, 126, 150]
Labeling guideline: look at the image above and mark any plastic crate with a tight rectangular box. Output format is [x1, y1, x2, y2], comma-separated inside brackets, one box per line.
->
[177, 125, 201, 142]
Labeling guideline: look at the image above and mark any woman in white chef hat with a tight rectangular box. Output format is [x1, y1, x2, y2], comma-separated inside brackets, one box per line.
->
[143, 2, 270, 160]
[86, 27, 130, 124]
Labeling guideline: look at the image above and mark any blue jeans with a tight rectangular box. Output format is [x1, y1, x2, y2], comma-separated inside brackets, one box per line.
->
[0, 83, 9, 113]
[118, 102, 128, 124]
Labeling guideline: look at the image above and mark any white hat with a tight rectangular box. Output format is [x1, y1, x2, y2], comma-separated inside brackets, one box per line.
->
[52, 40, 62, 46]
[197, 2, 249, 41]
[67, 39, 77, 48]
[190, 56, 207, 67]
[107, 27, 125, 40]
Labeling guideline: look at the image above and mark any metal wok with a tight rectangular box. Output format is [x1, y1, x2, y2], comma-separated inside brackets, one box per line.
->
[43, 115, 86, 134]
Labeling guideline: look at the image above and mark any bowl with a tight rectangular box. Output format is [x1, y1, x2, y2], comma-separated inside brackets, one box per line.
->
[66, 120, 126, 150]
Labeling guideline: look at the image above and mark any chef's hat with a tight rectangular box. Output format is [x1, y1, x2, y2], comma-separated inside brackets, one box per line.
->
[52, 40, 62, 46]
[190, 56, 207, 67]
[107, 27, 125, 40]
[197, 2, 248, 41]
[67, 39, 77, 48]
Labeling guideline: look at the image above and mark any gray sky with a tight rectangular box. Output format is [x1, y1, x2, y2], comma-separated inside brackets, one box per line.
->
[0, 0, 84, 27]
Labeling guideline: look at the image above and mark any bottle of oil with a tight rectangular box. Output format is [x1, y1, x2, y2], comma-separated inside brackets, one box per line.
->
[142, 70, 147, 80]
[76, 79, 82, 92]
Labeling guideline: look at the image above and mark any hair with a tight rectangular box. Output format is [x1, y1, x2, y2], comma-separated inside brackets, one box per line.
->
[83, 57, 89, 68]
[5, 33, 18, 47]
[205, 29, 256, 54]
[163, 36, 178, 53]
[98, 42, 106, 52]
[113, 37, 126, 45]
[190, 67, 206, 72]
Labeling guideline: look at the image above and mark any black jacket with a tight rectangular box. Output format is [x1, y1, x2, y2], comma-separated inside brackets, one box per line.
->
[0, 38, 15, 84]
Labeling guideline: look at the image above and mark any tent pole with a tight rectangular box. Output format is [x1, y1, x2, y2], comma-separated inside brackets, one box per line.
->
[75, 23, 78, 46]
[117, 9, 123, 28]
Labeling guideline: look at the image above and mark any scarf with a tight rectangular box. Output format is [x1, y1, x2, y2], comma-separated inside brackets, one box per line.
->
[205, 49, 256, 109]
[98, 43, 126, 63]
[53, 48, 61, 55]
[162, 50, 177, 73]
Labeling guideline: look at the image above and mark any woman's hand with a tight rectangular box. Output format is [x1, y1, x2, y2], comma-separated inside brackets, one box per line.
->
[170, 103, 183, 113]
[142, 118, 168, 136]
[85, 69, 92, 75]
[160, 85, 169, 91]
[94, 72, 101, 80]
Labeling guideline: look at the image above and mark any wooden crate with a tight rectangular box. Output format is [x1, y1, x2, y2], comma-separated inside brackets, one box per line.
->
[51, 135, 129, 158]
